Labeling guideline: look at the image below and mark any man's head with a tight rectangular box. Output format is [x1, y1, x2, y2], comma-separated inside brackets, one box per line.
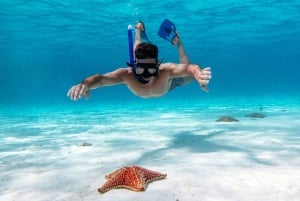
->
[134, 43, 160, 81]
[134, 42, 158, 59]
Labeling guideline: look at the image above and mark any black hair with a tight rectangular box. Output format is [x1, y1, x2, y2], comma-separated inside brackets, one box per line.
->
[134, 42, 158, 59]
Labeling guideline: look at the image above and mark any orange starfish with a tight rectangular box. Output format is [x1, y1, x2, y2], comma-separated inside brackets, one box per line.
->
[98, 165, 167, 193]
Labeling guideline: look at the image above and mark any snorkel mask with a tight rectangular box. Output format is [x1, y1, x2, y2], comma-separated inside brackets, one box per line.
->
[133, 58, 160, 78]
[132, 58, 162, 84]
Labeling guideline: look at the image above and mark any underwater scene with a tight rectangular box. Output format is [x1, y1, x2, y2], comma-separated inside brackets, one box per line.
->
[1, 0, 300, 201]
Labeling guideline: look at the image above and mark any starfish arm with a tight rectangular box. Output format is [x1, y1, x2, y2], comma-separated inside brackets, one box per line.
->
[98, 174, 126, 193]
[105, 167, 127, 179]
[134, 166, 167, 182]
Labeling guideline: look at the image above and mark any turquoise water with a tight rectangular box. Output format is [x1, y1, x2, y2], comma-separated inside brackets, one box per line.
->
[1, 0, 300, 107]
[1, 1, 300, 200]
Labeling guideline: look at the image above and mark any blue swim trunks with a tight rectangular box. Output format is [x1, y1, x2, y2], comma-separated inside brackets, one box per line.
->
[169, 77, 185, 91]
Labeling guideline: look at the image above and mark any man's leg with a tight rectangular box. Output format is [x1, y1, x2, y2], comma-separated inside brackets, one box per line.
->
[168, 35, 194, 91]
[172, 35, 190, 64]
[134, 22, 144, 51]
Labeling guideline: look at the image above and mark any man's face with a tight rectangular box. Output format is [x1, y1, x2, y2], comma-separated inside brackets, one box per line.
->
[134, 58, 159, 78]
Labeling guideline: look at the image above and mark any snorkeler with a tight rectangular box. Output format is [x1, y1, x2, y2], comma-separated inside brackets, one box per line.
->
[67, 20, 211, 100]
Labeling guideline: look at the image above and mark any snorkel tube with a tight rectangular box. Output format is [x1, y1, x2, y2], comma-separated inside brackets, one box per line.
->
[127, 24, 150, 84]
[127, 24, 134, 67]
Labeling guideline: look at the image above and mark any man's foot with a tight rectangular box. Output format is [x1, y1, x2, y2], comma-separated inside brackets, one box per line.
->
[135, 22, 145, 32]
[135, 21, 150, 42]
[171, 34, 180, 46]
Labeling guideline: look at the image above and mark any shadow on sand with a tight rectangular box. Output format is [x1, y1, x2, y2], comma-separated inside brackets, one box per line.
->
[133, 130, 276, 166]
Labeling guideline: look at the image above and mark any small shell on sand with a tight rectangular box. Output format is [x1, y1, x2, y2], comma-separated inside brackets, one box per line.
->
[246, 113, 266, 118]
[77, 142, 93, 146]
[216, 116, 239, 122]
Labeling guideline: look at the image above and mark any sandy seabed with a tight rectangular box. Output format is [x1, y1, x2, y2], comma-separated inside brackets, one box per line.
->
[1, 105, 300, 201]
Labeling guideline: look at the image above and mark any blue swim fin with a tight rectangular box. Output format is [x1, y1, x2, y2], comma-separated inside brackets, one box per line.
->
[158, 19, 177, 43]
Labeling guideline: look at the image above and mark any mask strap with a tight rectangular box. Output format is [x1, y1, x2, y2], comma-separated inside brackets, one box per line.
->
[157, 58, 163, 66]
[126, 62, 133, 67]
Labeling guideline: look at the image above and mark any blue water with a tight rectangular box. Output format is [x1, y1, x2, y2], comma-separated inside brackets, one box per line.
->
[1, 0, 300, 107]
[1, 1, 300, 200]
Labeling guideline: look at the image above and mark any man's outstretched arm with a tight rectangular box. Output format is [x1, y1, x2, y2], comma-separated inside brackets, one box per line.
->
[67, 68, 127, 100]
[165, 63, 212, 92]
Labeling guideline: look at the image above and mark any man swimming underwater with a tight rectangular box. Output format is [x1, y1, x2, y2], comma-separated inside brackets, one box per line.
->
[67, 21, 211, 100]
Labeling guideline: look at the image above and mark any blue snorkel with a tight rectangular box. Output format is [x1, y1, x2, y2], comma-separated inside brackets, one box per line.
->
[127, 24, 148, 84]
[127, 24, 134, 67]
[127, 23, 157, 84]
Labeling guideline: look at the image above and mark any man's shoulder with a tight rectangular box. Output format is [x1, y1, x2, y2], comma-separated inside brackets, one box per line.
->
[114, 67, 132, 73]
[159, 62, 177, 70]
[115, 67, 134, 77]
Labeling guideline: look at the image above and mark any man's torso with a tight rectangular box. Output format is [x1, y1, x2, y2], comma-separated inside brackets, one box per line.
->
[122, 68, 172, 98]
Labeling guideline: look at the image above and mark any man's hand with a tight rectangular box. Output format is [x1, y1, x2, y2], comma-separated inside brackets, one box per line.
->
[67, 83, 91, 100]
[195, 67, 212, 92]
